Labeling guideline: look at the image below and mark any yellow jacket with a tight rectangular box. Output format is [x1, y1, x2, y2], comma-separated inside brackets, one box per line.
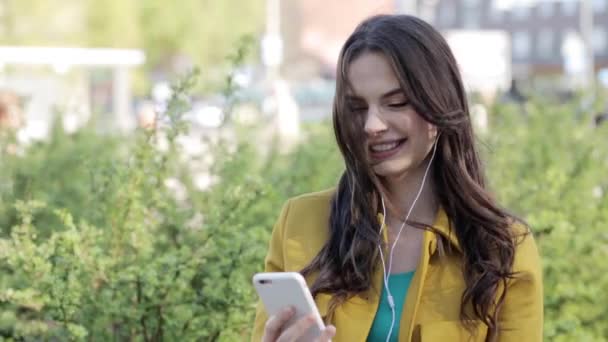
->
[251, 189, 543, 341]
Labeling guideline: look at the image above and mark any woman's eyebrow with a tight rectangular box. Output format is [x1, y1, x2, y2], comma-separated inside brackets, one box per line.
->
[381, 88, 404, 98]
[345, 94, 364, 101]
[345, 88, 404, 101]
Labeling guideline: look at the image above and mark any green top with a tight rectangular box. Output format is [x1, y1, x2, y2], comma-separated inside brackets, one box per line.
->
[367, 271, 415, 342]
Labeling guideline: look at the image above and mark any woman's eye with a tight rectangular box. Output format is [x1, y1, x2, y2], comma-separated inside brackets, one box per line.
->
[349, 105, 367, 113]
[388, 101, 409, 108]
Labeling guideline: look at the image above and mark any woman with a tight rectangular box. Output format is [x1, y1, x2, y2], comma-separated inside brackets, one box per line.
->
[252, 15, 542, 342]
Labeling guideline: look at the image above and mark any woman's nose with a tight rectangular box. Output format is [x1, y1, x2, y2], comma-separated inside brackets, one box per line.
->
[364, 108, 387, 137]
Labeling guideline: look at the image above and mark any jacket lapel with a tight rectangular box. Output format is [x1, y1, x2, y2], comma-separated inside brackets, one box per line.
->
[390, 207, 458, 341]
[329, 207, 458, 341]
[428, 207, 461, 255]
[329, 256, 384, 341]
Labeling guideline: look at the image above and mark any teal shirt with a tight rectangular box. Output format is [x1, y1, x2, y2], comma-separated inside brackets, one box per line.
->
[367, 271, 415, 342]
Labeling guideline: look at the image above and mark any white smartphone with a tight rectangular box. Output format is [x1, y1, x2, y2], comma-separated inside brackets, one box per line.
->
[253, 272, 326, 341]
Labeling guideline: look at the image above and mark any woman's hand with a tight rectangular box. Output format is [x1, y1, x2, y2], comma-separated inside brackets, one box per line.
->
[262, 306, 336, 342]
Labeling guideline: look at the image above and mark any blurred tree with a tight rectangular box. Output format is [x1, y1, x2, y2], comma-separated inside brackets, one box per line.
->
[0, 0, 264, 79]
[136, 0, 264, 87]
[0, 0, 86, 45]
[86, 0, 141, 49]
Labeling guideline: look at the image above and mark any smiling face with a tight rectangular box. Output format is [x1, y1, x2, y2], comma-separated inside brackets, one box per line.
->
[346, 51, 437, 179]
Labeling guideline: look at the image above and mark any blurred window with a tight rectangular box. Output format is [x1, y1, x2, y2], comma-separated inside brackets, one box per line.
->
[463, 0, 480, 6]
[512, 5, 531, 20]
[462, 0, 481, 29]
[462, 9, 481, 28]
[561, 0, 578, 16]
[513, 31, 531, 59]
[489, 0, 505, 23]
[538, 2, 556, 18]
[593, 0, 607, 13]
[538, 28, 555, 58]
[593, 27, 607, 55]
[439, 1, 456, 27]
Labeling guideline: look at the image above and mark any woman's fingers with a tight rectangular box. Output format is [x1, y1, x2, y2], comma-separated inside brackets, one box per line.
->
[276, 314, 315, 342]
[317, 325, 336, 342]
[262, 307, 295, 342]
[264, 310, 335, 342]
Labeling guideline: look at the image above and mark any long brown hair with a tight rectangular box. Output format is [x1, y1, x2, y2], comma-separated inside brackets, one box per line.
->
[301, 15, 520, 339]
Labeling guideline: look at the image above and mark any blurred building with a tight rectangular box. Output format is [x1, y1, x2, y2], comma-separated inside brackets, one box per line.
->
[277, 0, 513, 101]
[262, 0, 398, 123]
[431, 0, 608, 78]
[280, 0, 396, 80]
[0, 47, 145, 141]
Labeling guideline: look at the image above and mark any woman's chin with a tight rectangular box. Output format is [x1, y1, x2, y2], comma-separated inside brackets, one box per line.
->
[372, 162, 411, 179]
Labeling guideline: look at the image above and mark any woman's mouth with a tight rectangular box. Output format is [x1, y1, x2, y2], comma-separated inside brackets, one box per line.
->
[369, 138, 407, 160]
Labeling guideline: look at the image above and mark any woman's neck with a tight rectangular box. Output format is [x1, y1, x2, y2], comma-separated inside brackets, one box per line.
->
[381, 159, 439, 226]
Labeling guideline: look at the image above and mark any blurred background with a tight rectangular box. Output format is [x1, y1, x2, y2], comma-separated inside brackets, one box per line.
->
[0, 0, 607, 341]
[0, 0, 606, 140]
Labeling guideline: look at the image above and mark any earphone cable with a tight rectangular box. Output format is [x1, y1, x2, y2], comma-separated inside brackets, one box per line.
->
[377, 136, 440, 342]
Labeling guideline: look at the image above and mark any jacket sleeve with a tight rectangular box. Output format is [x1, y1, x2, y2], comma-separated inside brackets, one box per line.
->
[250, 200, 292, 342]
[498, 226, 544, 341]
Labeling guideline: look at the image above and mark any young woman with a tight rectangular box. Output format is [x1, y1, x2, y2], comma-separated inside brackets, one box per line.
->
[252, 14, 542, 342]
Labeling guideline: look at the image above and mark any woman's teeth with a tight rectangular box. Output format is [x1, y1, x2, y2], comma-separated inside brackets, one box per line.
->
[370, 140, 401, 152]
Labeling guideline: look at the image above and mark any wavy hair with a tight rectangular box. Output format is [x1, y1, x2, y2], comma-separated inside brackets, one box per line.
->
[301, 15, 521, 340]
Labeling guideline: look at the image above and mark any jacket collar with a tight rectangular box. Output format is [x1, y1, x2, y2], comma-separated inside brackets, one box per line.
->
[378, 206, 461, 254]
[430, 207, 461, 254]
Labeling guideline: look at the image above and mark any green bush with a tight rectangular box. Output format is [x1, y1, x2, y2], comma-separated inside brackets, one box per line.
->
[0, 79, 606, 341]
[0, 71, 343, 340]
[486, 100, 608, 341]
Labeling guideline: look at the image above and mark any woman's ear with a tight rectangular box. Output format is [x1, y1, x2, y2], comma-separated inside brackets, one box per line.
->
[428, 123, 439, 140]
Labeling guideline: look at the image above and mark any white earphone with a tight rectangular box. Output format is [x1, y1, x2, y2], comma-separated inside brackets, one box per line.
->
[377, 133, 440, 342]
